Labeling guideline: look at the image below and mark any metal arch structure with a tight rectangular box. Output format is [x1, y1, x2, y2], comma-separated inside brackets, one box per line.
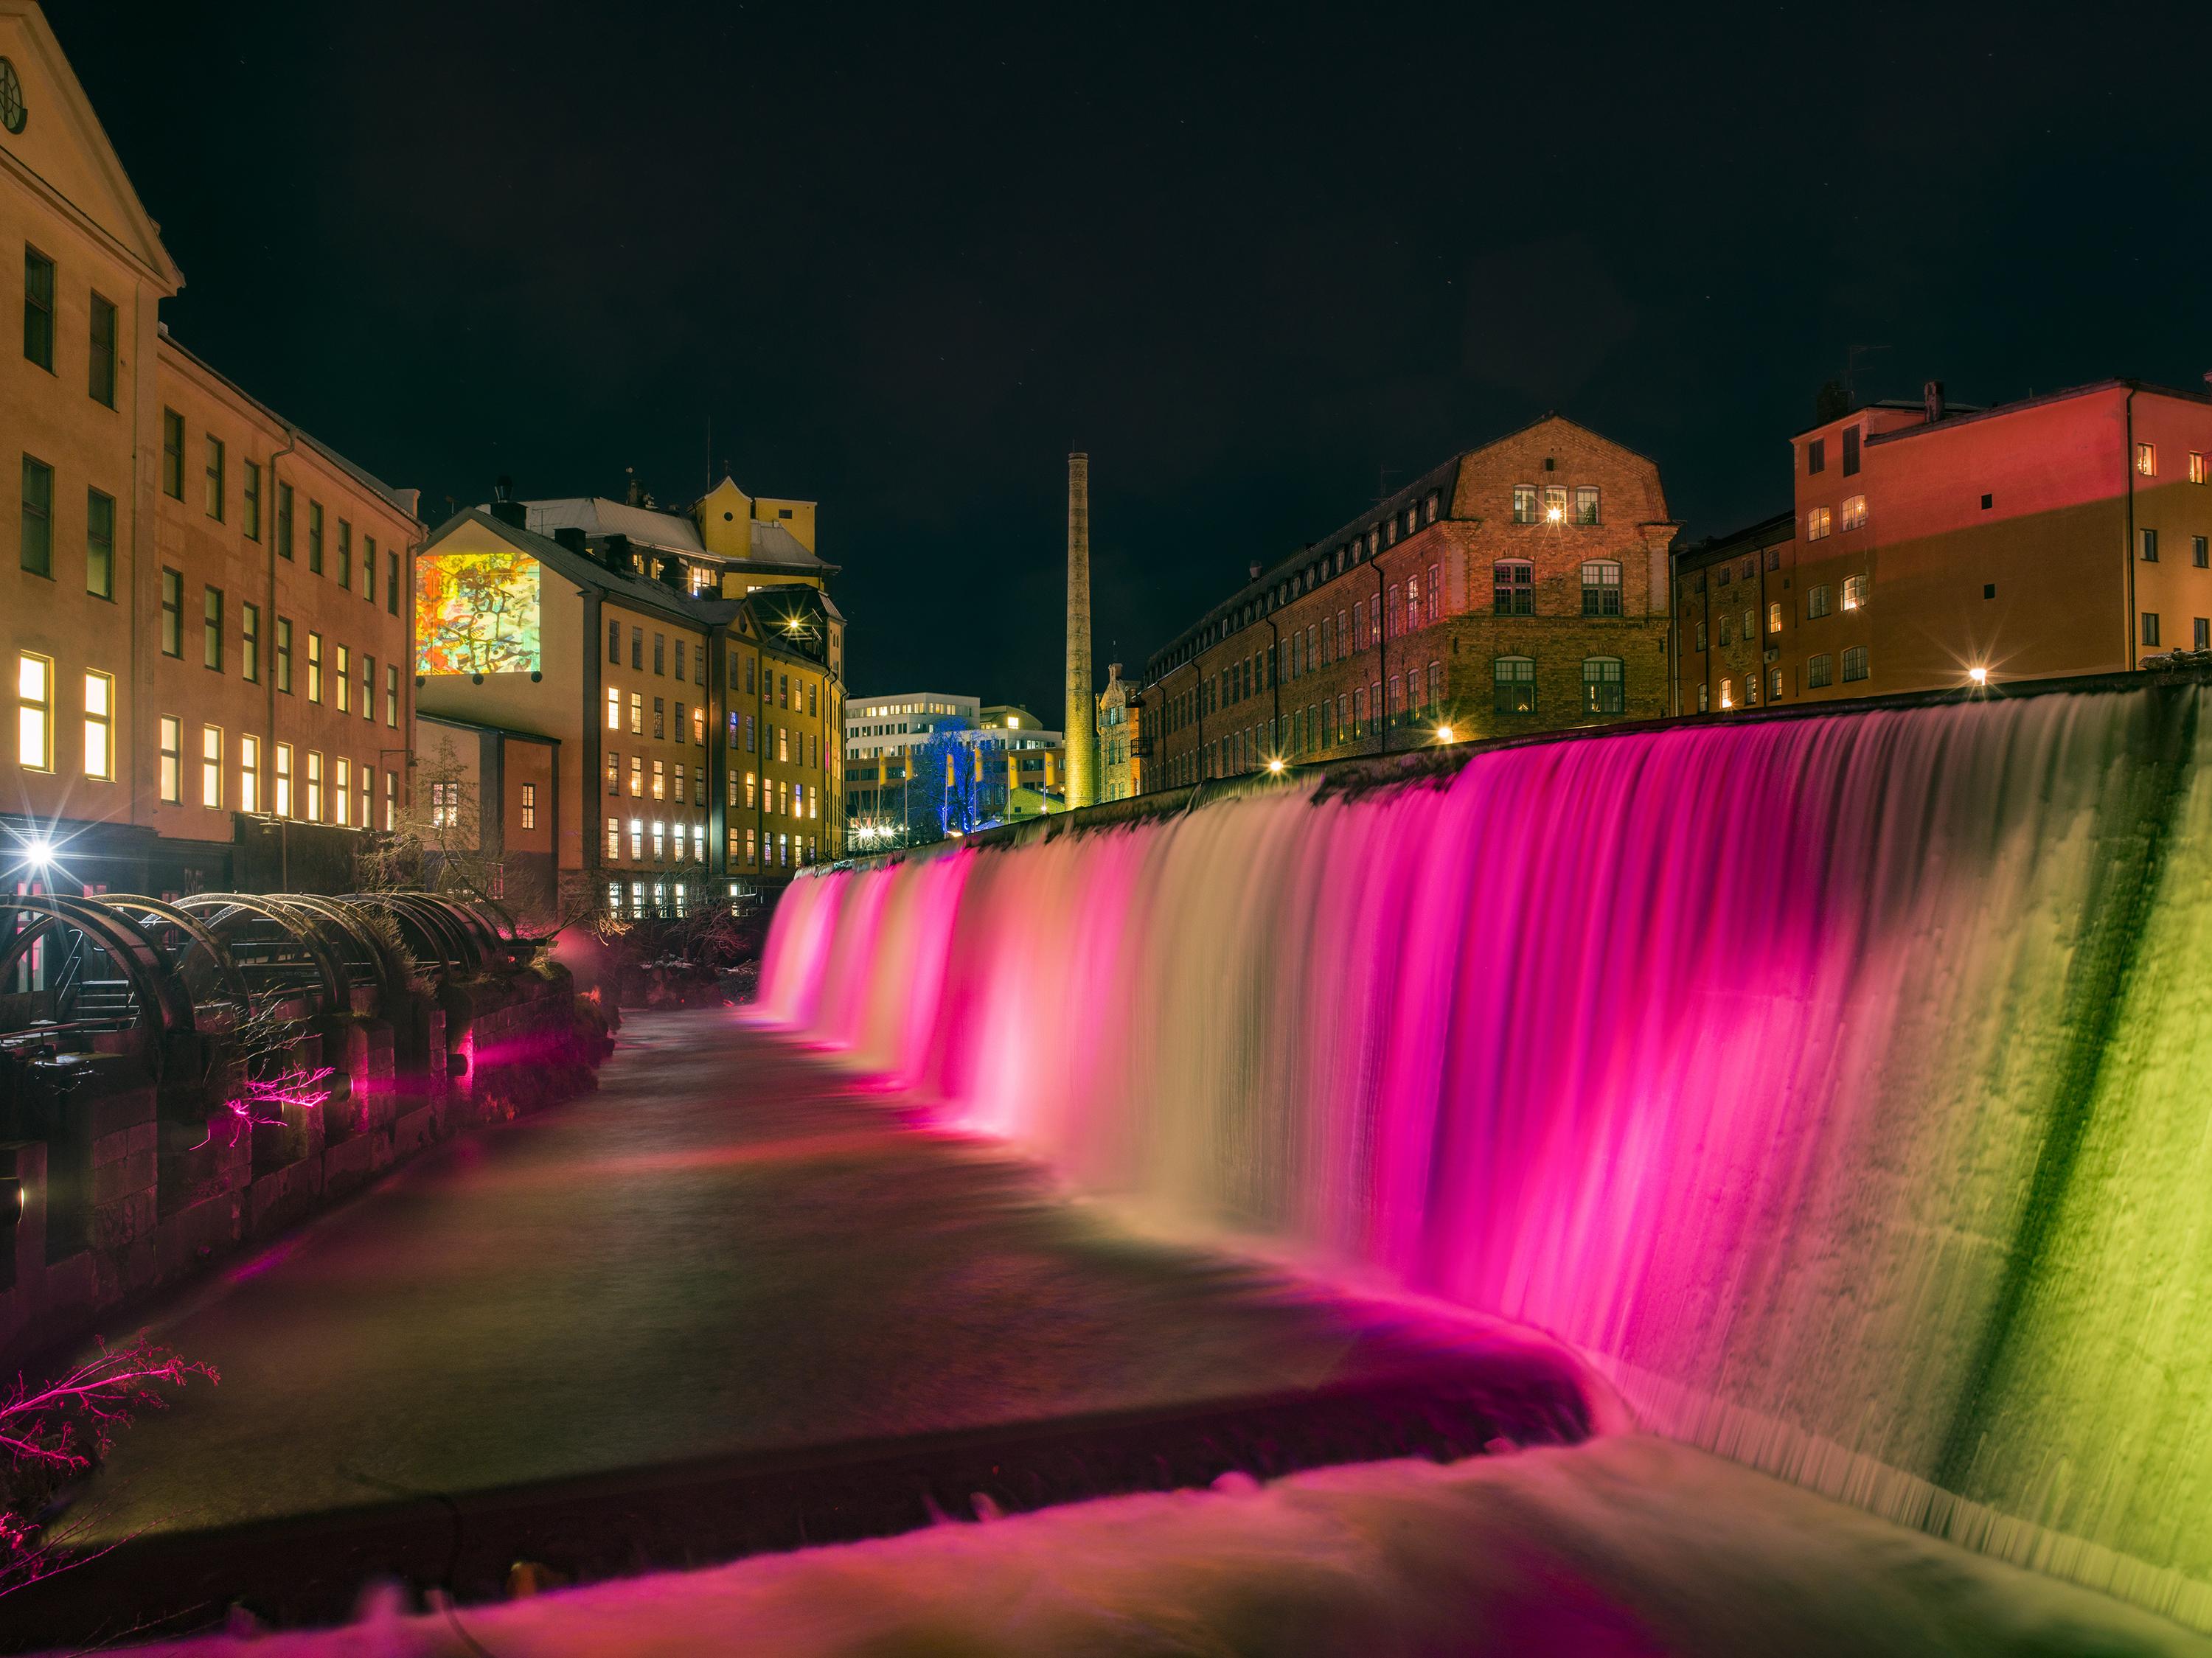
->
[0, 894, 196, 1044]
[344, 892, 481, 980]
[101, 895, 254, 1021]
[175, 894, 352, 1015]
[0, 887, 540, 1075]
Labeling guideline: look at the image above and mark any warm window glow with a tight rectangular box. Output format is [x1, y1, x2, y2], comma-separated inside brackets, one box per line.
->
[1767, 602, 1782, 635]
[2137, 441, 2157, 476]
[275, 744, 293, 817]
[606, 686, 620, 730]
[1843, 574, 1868, 610]
[201, 725, 223, 808]
[2192, 451, 2207, 485]
[240, 735, 260, 812]
[1806, 505, 1832, 540]
[1720, 678, 1735, 709]
[307, 750, 324, 821]
[16, 652, 51, 771]
[159, 715, 181, 802]
[1841, 495, 1867, 531]
[333, 757, 350, 824]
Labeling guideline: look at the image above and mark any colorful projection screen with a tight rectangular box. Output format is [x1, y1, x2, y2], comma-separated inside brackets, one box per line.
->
[415, 550, 543, 675]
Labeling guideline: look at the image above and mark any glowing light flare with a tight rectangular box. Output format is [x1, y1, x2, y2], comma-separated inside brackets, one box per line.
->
[1267, 758, 1287, 774]
[1436, 725, 1456, 744]
[1969, 666, 1989, 686]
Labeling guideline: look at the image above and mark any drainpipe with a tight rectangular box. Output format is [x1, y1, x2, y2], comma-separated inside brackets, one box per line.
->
[2125, 386, 2140, 669]
[1265, 613, 1281, 761]
[1374, 557, 1388, 755]
[264, 431, 297, 889]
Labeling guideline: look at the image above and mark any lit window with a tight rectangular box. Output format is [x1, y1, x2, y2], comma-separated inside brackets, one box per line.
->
[386, 663, 399, 727]
[607, 817, 621, 860]
[276, 744, 293, 816]
[1492, 655, 1536, 716]
[1543, 485, 1568, 523]
[307, 632, 323, 703]
[1769, 666, 1783, 702]
[333, 757, 350, 824]
[2193, 452, 2207, 485]
[1581, 657, 1624, 716]
[1767, 601, 1782, 635]
[240, 736, 260, 812]
[1806, 506, 1832, 540]
[1719, 677, 1734, 709]
[16, 652, 52, 770]
[201, 725, 223, 808]
[1843, 574, 1868, 610]
[307, 750, 324, 821]
[1807, 654, 1833, 689]
[653, 759, 666, 801]
[83, 670, 111, 779]
[630, 691, 643, 735]
[242, 603, 260, 683]
[159, 716, 181, 802]
[2137, 441, 2156, 476]
[630, 819, 644, 860]
[1842, 646, 1869, 682]
[335, 644, 350, 712]
[1579, 561, 1622, 617]
[1512, 484, 1537, 524]
[1841, 495, 1867, 531]
[607, 686, 621, 729]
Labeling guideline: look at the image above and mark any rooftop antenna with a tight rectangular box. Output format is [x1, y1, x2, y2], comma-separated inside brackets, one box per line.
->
[1845, 344, 1891, 408]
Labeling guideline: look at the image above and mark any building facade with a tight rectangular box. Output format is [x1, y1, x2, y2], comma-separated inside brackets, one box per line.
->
[1095, 663, 1143, 801]
[842, 692, 1062, 840]
[411, 481, 844, 922]
[1675, 380, 2212, 714]
[3, 2, 416, 901]
[1141, 415, 1676, 787]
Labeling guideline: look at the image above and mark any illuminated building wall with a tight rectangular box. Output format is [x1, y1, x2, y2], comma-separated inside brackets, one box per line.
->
[415, 551, 542, 676]
[1141, 416, 1675, 795]
[1678, 379, 2212, 714]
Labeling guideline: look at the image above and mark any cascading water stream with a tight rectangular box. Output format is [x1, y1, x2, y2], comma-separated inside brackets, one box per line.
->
[757, 680, 2212, 1628]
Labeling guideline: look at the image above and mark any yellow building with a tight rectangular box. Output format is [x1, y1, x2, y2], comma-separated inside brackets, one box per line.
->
[1094, 663, 1143, 801]
[412, 481, 844, 920]
[2, 1, 417, 898]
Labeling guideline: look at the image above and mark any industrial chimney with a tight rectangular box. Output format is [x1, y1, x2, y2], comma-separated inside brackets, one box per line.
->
[1065, 453, 1098, 812]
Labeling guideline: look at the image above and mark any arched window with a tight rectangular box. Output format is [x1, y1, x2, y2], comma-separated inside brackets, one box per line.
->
[1493, 655, 1536, 715]
[1582, 657, 1624, 716]
[1493, 560, 1534, 615]
[1580, 561, 1623, 616]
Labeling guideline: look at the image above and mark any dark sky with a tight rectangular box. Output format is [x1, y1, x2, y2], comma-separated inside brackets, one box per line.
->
[62, 1, 2212, 721]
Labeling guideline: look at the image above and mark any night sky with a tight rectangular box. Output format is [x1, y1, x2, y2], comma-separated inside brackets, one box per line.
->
[63, 1, 2212, 722]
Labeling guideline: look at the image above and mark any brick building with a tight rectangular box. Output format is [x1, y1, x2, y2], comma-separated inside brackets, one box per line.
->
[1141, 416, 1676, 785]
[1677, 380, 2212, 713]
[4, 3, 417, 902]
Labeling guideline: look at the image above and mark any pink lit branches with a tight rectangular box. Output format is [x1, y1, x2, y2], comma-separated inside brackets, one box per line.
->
[0, 1337, 216, 1595]
[195, 1005, 334, 1151]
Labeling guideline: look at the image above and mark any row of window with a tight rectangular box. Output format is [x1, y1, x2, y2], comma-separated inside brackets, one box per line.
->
[1688, 575, 1868, 650]
[605, 686, 709, 745]
[17, 456, 114, 594]
[21, 244, 118, 405]
[1804, 497, 1868, 540]
[1702, 648, 1869, 712]
[605, 816, 709, 865]
[156, 714, 394, 824]
[2140, 613, 2212, 650]
[2135, 443, 2211, 481]
[599, 821, 819, 872]
[2138, 529, 2212, 565]
[156, 416, 403, 615]
[1510, 484, 1602, 526]
[607, 619, 709, 684]
[1495, 560, 1622, 616]
[13, 649, 401, 816]
[156, 569, 400, 725]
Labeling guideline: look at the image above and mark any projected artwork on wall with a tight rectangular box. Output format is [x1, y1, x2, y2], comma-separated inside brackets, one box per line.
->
[415, 550, 543, 675]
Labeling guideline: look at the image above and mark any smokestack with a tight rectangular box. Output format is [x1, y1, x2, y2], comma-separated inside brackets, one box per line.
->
[1065, 453, 1097, 812]
[1924, 379, 1946, 424]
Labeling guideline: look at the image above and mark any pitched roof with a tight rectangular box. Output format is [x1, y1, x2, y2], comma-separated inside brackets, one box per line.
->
[518, 495, 835, 573]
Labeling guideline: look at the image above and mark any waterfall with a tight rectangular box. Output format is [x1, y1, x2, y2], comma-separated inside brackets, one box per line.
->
[758, 680, 2212, 1627]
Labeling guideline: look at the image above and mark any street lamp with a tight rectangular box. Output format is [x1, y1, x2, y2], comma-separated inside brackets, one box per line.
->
[1267, 757, 1285, 775]
[1436, 725, 1455, 745]
[1968, 666, 1989, 686]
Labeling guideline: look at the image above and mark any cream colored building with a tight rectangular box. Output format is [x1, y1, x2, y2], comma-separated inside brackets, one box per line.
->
[1, 2, 417, 899]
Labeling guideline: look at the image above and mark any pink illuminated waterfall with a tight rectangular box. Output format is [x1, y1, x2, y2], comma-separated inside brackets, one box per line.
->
[758, 681, 2212, 1627]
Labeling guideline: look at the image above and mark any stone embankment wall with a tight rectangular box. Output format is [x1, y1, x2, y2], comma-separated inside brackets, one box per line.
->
[0, 968, 612, 1362]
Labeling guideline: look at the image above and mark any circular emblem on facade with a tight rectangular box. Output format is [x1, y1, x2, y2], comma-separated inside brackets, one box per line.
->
[0, 60, 24, 136]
